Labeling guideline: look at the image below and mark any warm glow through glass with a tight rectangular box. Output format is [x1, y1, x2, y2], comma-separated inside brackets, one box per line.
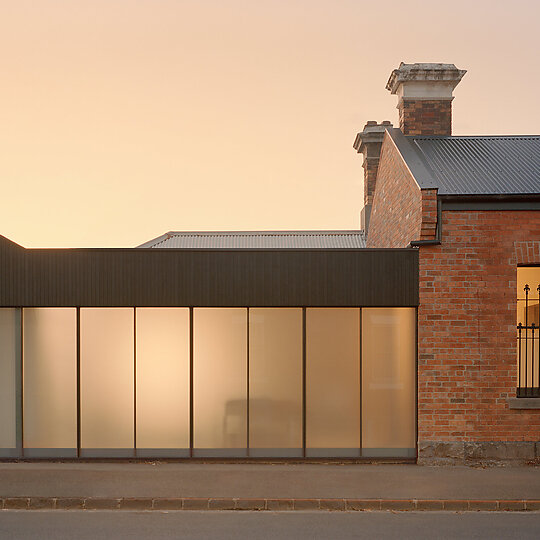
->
[0, 309, 18, 450]
[80, 308, 134, 451]
[23, 308, 77, 450]
[193, 308, 247, 453]
[249, 308, 302, 453]
[306, 308, 360, 456]
[362, 308, 416, 454]
[136, 308, 190, 451]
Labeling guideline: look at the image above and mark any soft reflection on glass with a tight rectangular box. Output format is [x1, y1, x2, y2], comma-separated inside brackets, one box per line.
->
[517, 267, 540, 298]
[362, 308, 416, 455]
[136, 308, 190, 451]
[194, 308, 247, 452]
[306, 308, 360, 455]
[23, 309, 77, 450]
[249, 308, 302, 454]
[81, 308, 134, 450]
[517, 267, 540, 325]
[517, 268, 540, 389]
[0, 309, 18, 450]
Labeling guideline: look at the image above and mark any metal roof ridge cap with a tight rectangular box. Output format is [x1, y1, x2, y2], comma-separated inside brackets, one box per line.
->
[387, 128, 438, 190]
[410, 134, 540, 139]
[165, 229, 366, 235]
[133, 247, 412, 252]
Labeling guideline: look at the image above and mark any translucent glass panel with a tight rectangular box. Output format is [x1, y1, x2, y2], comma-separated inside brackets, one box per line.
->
[362, 308, 416, 457]
[249, 308, 302, 456]
[193, 308, 247, 456]
[136, 308, 190, 455]
[23, 309, 77, 456]
[80, 308, 134, 455]
[0, 305, 419, 461]
[306, 308, 360, 457]
[0, 309, 19, 455]
[517, 267, 540, 326]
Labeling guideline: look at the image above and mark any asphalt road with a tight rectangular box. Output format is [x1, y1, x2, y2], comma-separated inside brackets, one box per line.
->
[1, 511, 540, 540]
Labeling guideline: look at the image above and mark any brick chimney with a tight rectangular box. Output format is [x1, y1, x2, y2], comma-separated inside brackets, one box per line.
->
[353, 120, 392, 231]
[386, 63, 466, 136]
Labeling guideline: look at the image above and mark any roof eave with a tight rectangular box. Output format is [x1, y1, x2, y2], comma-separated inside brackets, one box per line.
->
[439, 193, 540, 211]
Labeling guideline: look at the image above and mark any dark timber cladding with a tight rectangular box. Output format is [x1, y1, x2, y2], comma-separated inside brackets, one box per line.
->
[0, 236, 418, 307]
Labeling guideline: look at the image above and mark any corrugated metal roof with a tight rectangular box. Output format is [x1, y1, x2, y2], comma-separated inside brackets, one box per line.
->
[409, 136, 540, 195]
[138, 230, 366, 249]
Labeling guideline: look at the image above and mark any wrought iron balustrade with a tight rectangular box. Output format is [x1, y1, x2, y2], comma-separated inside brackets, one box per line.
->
[517, 283, 540, 398]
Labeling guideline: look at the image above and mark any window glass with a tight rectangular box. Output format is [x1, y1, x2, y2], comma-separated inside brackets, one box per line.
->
[0, 309, 19, 454]
[23, 309, 77, 455]
[136, 308, 190, 455]
[517, 267, 540, 394]
[80, 308, 134, 454]
[249, 308, 302, 456]
[517, 267, 540, 326]
[193, 308, 247, 456]
[306, 308, 360, 457]
[362, 308, 416, 457]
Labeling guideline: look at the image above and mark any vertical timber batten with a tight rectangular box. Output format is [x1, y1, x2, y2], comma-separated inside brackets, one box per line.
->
[0, 248, 418, 308]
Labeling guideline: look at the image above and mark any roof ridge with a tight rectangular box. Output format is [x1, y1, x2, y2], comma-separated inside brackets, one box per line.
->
[167, 230, 365, 236]
[409, 135, 540, 140]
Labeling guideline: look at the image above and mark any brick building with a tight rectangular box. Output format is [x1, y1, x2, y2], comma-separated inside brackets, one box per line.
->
[354, 63, 540, 463]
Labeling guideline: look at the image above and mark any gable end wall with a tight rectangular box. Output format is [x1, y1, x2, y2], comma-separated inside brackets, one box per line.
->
[366, 135, 423, 248]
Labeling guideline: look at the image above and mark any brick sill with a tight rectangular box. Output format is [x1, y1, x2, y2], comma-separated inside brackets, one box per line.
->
[507, 398, 540, 409]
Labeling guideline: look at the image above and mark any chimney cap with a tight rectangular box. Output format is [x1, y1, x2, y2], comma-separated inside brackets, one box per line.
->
[353, 121, 393, 152]
[386, 62, 467, 95]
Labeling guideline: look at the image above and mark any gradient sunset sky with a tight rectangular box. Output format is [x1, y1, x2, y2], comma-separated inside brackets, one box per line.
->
[2, 0, 539, 247]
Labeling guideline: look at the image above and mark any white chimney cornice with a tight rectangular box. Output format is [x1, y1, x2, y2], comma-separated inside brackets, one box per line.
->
[386, 62, 466, 100]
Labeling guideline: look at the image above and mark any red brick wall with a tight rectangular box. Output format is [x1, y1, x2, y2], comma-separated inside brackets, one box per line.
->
[399, 99, 452, 136]
[363, 157, 379, 206]
[366, 137, 423, 248]
[420, 190, 437, 241]
[418, 210, 540, 444]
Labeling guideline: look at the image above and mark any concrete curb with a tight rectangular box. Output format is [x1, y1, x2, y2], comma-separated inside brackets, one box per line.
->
[1, 497, 540, 512]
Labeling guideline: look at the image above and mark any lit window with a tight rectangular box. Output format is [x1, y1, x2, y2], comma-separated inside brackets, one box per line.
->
[517, 267, 540, 397]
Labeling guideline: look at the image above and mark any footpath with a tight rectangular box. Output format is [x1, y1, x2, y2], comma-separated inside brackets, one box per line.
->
[1, 462, 539, 512]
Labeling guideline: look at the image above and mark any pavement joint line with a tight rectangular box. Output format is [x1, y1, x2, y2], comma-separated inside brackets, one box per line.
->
[2, 497, 540, 512]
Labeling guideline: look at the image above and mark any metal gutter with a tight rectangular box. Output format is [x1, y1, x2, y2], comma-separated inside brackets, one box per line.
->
[439, 194, 540, 211]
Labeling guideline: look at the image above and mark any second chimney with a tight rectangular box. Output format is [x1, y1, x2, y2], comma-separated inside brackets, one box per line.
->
[353, 120, 392, 231]
[386, 63, 466, 136]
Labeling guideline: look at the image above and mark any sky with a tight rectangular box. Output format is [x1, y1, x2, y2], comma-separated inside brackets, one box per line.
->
[1, 0, 539, 248]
